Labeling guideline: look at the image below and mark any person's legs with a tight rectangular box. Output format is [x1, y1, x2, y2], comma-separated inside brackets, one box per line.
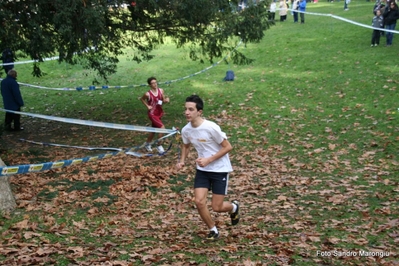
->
[376, 30, 381, 45]
[145, 132, 155, 143]
[387, 32, 393, 45]
[13, 113, 21, 130]
[371, 30, 376, 45]
[194, 170, 218, 239]
[386, 32, 391, 45]
[194, 170, 240, 240]
[210, 172, 240, 225]
[385, 26, 391, 45]
[151, 114, 166, 152]
[211, 194, 234, 213]
[391, 23, 396, 45]
[300, 13, 305, 23]
[386, 24, 395, 45]
[154, 125, 166, 153]
[4, 112, 12, 130]
[194, 188, 215, 229]
[145, 113, 165, 151]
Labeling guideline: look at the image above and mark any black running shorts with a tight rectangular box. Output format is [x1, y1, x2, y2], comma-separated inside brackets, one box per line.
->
[194, 169, 229, 195]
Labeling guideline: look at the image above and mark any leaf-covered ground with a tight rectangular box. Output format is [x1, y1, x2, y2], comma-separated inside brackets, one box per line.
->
[0, 107, 398, 265]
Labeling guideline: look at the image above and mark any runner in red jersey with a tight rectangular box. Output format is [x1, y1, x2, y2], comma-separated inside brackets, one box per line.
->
[140, 77, 169, 153]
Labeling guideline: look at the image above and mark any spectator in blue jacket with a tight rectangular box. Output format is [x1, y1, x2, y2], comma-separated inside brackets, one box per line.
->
[298, 0, 306, 24]
[1, 69, 24, 131]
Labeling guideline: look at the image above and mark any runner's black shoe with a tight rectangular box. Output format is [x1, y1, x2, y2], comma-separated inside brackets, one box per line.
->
[230, 200, 240, 226]
[206, 230, 219, 241]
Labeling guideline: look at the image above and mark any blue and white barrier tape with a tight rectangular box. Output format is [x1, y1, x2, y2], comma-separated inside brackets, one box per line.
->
[0, 56, 61, 67]
[280, 8, 399, 33]
[0, 150, 123, 176]
[20, 139, 123, 151]
[0, 108, 177, 134]
[0, 134, 176, 176]
[0, 46, 97, 67]
[0, 41, 243, 91]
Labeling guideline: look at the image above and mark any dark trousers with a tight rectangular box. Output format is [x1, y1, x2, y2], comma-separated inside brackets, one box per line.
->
[293, 11, 298, 22]
[4, 108, 21, 130]
[300, 13, 305, 23]
[371, 30, 382, 45]
[269, 12, 275, 21]
[385, 23, 396, 45]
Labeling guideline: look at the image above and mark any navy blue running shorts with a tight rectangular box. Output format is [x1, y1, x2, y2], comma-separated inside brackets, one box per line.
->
[194, 169, 229, 195]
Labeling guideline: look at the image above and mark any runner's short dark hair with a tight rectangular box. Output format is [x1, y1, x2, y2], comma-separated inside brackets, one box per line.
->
[186, 95, 203, 111]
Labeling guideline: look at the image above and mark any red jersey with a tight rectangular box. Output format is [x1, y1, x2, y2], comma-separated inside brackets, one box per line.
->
[147, 88, 164, 117]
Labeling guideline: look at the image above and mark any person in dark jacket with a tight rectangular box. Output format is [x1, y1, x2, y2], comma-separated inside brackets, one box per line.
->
[1, 69, 24, 131]
[383, 1, 399, 46]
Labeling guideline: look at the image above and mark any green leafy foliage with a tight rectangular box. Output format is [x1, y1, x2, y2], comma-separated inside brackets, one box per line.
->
[0, 0, 270, 80]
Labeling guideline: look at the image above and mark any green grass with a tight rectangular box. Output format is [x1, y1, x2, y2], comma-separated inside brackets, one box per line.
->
[0, 1, 398, 265]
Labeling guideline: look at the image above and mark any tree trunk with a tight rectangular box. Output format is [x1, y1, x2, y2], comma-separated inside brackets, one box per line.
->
[0, 158, 17, 211]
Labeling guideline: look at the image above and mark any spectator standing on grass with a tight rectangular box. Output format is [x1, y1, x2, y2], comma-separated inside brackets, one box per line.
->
[269, 0, 276, 21]
[298, 0, 306, 23]
[176, 95, 240, 241]
[371, 9, 384, 46]
[279, 0, 288, 21]
[383, 1, 399, 46]
[140, 77, 169, 154]
[1, 69, 24, 131]
[292, 0, 299, 23]
[344, 0, 350, 11]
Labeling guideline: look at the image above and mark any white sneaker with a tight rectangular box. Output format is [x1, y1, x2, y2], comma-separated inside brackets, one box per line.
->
[144, 143, 152, 152]
[157, 145, 165, 154]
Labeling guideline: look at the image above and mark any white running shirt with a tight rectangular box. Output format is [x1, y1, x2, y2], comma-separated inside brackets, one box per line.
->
[182, 119, 233, 173]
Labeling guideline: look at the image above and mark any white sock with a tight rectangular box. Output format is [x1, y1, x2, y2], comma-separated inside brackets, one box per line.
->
[231, 203, 237, 213]
[210, 226, 218, 234]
